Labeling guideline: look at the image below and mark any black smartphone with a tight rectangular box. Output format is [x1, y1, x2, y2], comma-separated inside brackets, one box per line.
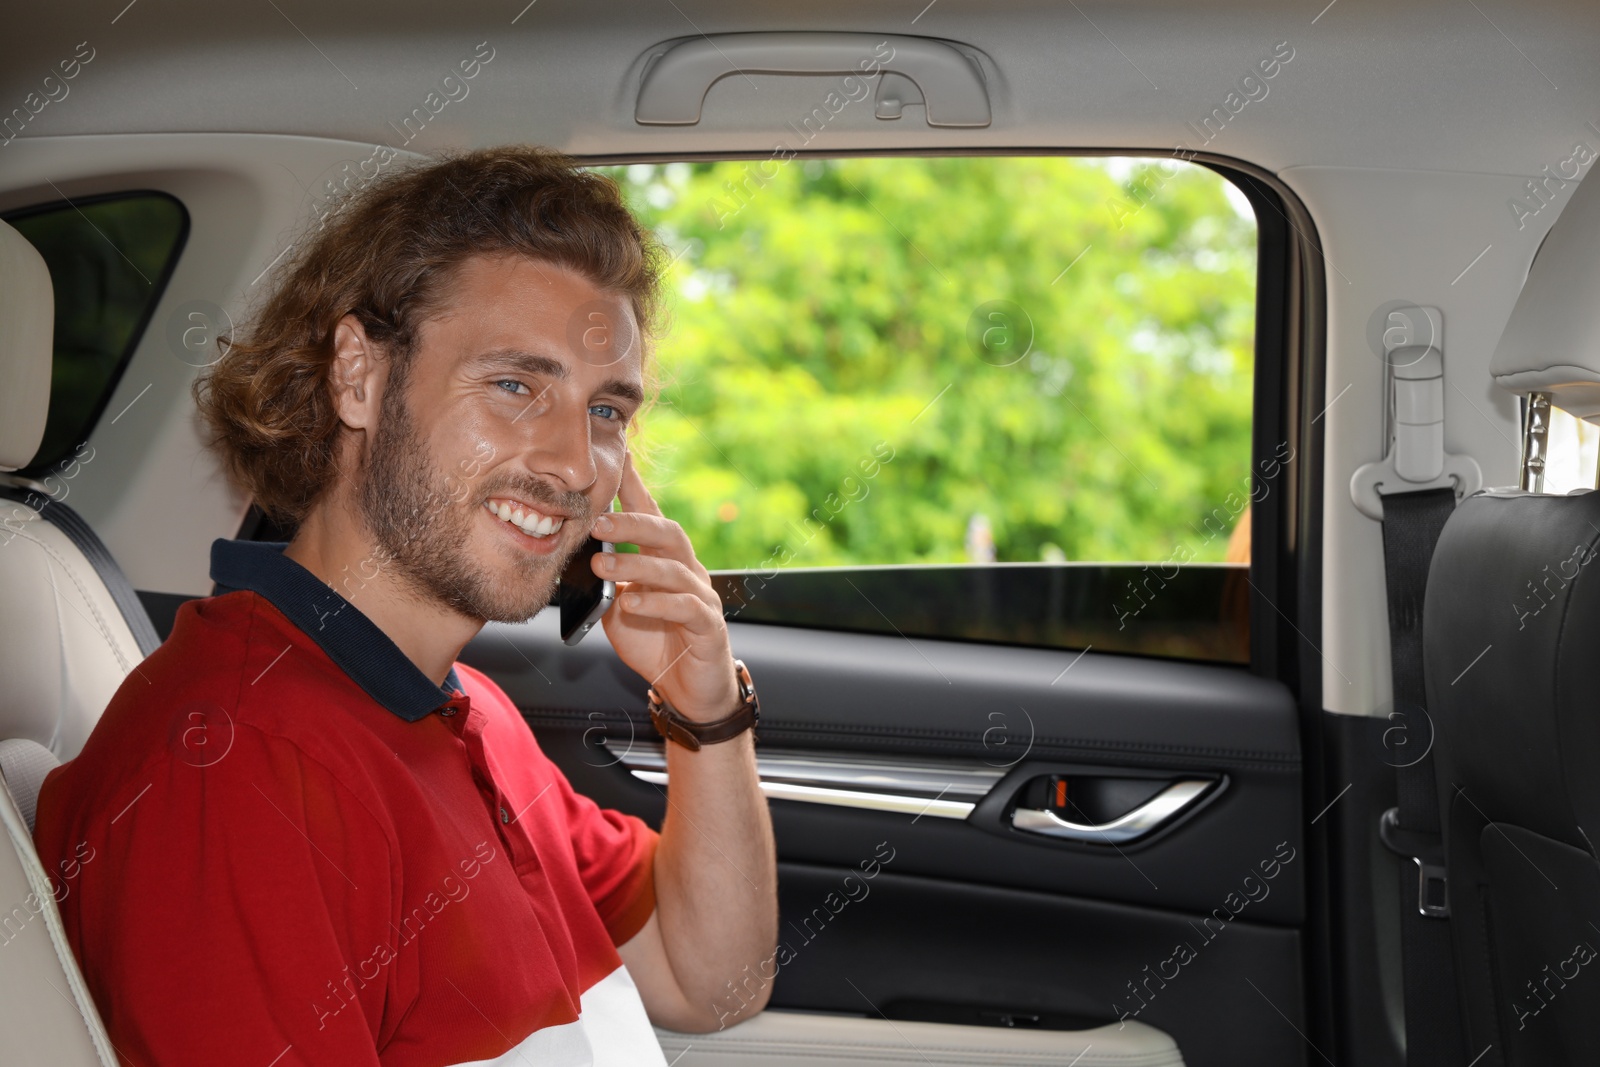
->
[558, 536, 616, 645]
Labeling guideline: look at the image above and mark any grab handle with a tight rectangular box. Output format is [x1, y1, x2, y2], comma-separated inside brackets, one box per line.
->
[634, 32, 991, 128]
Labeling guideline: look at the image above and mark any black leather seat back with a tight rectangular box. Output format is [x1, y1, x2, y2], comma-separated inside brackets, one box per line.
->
[1425, 490, 1600, 1065]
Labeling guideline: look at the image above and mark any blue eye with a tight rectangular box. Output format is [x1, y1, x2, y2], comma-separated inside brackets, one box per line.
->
[496, 380, 529, 396]
[590, 404, 619, 421]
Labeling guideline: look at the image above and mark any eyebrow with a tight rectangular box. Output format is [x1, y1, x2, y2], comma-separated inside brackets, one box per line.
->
[470, 347, 644, 407]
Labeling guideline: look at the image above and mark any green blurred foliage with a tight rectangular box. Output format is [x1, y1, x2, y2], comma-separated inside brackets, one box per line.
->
[597, 156, 1256, 569]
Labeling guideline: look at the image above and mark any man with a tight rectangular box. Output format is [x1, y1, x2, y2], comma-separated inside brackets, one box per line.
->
[33, 146, 778, 1065]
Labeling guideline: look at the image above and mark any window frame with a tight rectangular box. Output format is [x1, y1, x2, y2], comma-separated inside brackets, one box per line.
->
[579, 148, 1320, 682]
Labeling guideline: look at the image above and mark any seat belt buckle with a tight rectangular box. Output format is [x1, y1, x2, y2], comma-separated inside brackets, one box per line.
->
[1379, 806, 1450, 919]
[1415, 860, 1450, 919]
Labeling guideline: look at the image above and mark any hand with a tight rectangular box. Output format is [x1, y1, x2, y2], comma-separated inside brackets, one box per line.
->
[592, 450, 739, 721]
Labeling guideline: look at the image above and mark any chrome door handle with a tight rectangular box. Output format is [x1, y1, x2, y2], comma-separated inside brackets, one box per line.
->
[1010, 779, 1213, 844]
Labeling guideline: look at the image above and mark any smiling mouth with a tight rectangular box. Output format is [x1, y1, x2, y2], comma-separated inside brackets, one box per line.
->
[482, 497, 566, 539]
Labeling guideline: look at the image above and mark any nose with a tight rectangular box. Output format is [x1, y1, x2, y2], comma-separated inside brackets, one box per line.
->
[526, 395, 597, 493]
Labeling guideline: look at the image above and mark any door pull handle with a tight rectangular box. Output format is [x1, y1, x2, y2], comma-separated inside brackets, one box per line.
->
[1010, 779, 1213, 844]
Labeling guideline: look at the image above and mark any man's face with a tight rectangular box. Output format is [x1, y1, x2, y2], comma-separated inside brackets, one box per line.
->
[355, 255, 643, 623]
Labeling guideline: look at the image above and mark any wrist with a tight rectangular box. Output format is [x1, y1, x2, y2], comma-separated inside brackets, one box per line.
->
[648, 659, 759, 750]
[672, 683, 742, 723]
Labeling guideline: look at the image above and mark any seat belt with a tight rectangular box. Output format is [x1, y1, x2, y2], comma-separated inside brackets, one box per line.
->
[1375, 486, 1466, 1065]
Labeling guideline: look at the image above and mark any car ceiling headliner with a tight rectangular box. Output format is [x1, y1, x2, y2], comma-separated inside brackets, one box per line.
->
[2, 0, 1598, 178]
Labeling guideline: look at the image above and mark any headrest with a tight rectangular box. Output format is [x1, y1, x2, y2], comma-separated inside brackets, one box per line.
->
[1492, 169, 1600, 420]
[0, 219, 53, 471]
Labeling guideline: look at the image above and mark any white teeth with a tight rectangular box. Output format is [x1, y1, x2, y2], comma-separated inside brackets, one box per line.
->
[487, 498, 563, 538]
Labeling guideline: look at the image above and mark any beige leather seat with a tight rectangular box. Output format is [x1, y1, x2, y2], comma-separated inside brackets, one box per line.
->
[657, 1011, 1185, 1065]
[0, 216, 138, 1066]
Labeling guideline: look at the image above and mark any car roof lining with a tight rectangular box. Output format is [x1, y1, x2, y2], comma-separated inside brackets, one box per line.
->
[4, 0, 1597, 177]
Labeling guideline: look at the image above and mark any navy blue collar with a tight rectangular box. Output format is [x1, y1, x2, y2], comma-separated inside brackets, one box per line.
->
[210, 539, 462, 723]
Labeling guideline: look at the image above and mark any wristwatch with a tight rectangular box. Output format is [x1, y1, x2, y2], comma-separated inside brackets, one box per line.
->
[647, 659, 759, 751]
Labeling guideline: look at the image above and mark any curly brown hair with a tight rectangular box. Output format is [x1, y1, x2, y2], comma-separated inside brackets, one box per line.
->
[194, 145, 664, 524]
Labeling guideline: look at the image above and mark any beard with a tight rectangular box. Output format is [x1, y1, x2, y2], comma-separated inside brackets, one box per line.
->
[355, 376, 593, 623]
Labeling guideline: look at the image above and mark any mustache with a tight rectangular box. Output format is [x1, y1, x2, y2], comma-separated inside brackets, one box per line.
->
[476, 476, 593, 521]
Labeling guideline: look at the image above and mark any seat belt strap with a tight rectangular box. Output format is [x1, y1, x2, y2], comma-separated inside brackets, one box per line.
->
[1376, 486, 1465, 1065]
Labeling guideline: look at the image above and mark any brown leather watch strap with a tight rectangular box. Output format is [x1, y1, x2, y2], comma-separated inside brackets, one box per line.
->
[647, 659, 759, 751]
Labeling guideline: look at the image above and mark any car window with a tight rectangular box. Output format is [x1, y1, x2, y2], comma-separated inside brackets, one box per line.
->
[4, 192, 188, 475]
[600, 156, 1261, 664]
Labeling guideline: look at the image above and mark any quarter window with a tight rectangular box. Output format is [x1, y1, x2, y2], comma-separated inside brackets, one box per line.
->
[5, 192, 188, 474]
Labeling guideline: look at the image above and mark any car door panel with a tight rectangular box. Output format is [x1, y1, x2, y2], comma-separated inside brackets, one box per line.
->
[766, 863, 1302, 1066]
[463, 612, 1307, 1067]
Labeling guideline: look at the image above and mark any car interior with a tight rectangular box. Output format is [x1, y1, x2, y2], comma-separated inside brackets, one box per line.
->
[4, 2, 1600, 1065]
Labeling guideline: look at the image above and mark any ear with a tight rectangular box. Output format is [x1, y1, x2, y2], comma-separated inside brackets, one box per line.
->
[329, 314, 384, 432]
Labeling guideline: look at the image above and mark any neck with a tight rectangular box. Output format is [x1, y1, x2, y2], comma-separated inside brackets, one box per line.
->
[283, 492, 482, 687]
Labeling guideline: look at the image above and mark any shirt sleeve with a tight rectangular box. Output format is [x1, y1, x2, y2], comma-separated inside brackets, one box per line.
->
[551, 760, 660, 946]
[40, 724, 398, 1067]
[453, 662, 659, 946]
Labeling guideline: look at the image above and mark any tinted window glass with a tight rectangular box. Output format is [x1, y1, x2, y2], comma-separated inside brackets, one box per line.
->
[5, 192, 188, 472]
[713, 563, 1249, 663]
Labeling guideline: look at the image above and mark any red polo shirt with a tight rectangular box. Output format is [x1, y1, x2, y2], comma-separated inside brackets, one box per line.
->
[33, 539, 666, 1066]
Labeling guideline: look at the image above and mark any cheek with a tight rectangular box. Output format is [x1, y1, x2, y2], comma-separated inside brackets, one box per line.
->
[443, 409, 507, 480]
[463, 431, 499, 469]
[593, 435, 628, 494]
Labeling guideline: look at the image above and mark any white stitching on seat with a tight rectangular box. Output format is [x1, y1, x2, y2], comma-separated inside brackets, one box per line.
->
[10, 521, 133, 674]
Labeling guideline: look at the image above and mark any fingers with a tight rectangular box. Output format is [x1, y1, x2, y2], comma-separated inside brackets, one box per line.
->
[593, 509, 697, 560]
[596, 451, 707, 575]
[616, 449, 663, 517]
[597, 449, 736, 713]
[596, 550, 717, 609]
[614, 587, 725, 636]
